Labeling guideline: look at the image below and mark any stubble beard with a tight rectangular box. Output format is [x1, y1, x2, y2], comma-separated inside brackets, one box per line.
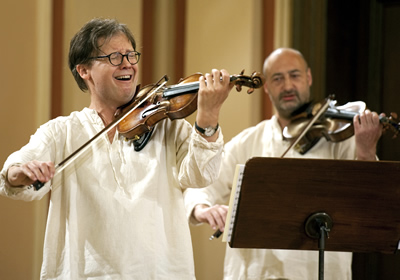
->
[276, 90, 304, 120]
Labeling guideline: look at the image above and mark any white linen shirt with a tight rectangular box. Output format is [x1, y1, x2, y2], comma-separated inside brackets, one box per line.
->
[184, 115, 357, 280]
[1, 108, 224, 280]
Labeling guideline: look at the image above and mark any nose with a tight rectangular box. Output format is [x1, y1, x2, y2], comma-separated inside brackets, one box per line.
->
[283, 76, 294, 91]
[120, 54, 132, 67]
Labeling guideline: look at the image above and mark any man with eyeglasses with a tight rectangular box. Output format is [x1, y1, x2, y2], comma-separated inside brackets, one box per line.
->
[1, 18, 233, 279]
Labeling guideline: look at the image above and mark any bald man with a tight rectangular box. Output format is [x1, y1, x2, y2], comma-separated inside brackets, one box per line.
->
[184, 48, 382, 279]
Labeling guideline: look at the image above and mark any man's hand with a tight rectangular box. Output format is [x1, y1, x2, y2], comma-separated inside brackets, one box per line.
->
[193, 204, 229, 232]
[7, 160, 55, 187]
[354, 109, 383, 161]
[196, 69, 234, 142]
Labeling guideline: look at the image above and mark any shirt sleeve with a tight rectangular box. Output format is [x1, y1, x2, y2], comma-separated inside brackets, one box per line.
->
[0, 121, 60, 201]
[178, 126, 224, 189]
[183, 133, 243, 225]
[0, 169, 49, 201]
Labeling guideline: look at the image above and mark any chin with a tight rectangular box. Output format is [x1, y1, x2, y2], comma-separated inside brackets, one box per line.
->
[281, 101, 299, 110]
[122, 88, 136, 101]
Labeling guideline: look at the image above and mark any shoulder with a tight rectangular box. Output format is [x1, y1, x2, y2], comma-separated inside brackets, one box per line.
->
[41, 108, 93, 130]
[31, 109, 94, 144]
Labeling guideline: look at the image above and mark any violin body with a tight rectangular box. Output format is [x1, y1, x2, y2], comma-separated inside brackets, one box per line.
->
[115, 73, 201, 140]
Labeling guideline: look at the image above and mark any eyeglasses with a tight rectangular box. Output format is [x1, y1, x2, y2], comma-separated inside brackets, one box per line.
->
[89, 51, 141, 66]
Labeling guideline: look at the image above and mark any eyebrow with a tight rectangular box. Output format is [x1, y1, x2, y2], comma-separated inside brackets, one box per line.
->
[289, 69, 302, 74]
[271, 69, 302, 79]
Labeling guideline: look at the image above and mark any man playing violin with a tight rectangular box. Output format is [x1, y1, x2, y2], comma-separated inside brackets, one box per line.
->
[0, 18, 233, 279]
[184, 48, 383, 280]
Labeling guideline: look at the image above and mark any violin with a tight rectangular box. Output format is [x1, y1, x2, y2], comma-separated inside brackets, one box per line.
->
[32, 70, 264, 190]
[115, 70, 265, 144]
[282, 96, 400, 155]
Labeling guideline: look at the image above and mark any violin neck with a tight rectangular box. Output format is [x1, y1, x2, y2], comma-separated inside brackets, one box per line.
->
[324, 108, 356, 120]
[325, 108, 399, 131]
[162, 75, 237, 98]
[163, 82, 200, 98]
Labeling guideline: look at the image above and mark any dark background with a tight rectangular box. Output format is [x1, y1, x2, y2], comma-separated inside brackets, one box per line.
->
[292, 0, 400, 278]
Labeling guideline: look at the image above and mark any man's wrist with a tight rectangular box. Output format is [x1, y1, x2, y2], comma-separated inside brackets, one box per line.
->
[6, 164, 22, 187]
[194, 122, 219, 137]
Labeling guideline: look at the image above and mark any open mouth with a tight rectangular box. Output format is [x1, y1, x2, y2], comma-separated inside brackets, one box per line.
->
[115, 75, 132, 81]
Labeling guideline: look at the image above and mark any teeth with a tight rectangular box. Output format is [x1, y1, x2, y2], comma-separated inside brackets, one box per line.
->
[116, 75, 131, 80]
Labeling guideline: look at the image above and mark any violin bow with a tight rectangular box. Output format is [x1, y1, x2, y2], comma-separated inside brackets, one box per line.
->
[281, 97, 333, 158]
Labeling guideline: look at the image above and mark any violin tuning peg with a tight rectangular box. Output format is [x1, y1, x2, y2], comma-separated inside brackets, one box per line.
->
[247, 88, 254, 94]
[235, 84, 242, 92]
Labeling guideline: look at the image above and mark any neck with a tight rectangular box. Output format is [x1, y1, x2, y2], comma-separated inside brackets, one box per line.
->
[88, 105, 117, 143]
[277, 115, 291, 131]
[89, 102, 116, 126]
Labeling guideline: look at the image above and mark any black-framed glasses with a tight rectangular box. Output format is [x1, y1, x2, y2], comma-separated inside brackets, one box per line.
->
[89, 51, 141, 66]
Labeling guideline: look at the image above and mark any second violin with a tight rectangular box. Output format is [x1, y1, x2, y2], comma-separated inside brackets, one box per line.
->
[282, 96, 400, 155]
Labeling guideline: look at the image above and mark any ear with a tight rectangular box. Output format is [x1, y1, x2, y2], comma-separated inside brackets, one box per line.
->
[307, 67, 313, 87]
[263, 82, 274, 103]
[76, 64, 91, 81]
[263, 81, 270, 95]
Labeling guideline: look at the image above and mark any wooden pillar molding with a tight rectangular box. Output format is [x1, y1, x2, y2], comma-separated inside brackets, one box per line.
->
[51, 0, 64, 119]
[141, 0, 186, 85]
[261, 0, 275, 120]
[141, 0, 155, 86]
[174, 0, 186, 81]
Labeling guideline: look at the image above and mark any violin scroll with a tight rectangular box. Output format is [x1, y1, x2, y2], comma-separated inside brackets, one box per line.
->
[231, 69, 265, 94]
[381, 112, 400, 138]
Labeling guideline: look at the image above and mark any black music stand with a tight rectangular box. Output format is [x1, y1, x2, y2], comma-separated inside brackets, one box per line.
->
[226, 157, 400, 280]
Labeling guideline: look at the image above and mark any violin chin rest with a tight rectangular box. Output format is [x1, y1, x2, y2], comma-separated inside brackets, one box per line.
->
[133, 128, 154, 152]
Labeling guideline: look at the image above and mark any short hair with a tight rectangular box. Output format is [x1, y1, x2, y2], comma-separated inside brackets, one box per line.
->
[68, 18, 137, 91]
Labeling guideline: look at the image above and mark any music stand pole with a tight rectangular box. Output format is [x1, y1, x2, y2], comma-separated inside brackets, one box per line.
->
[305, 212, 333, 280]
